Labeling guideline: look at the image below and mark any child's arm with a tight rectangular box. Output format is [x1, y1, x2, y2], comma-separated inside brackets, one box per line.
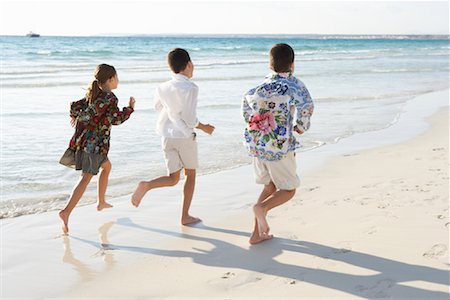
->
[196, 122, 215, 135]
[291, 84, 314, 133]
[241, 91, 253, 123]
[180, 87, 199, 129]
[70, 98, 91, 126]
[181, 87, 215, 135]
[69, 99, 87, 118]
[107, 94, 135, 125]
[154, 89, 163, 112]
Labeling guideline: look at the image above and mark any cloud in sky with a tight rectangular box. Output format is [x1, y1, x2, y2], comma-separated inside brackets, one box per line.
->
[0, 0, 448, 36]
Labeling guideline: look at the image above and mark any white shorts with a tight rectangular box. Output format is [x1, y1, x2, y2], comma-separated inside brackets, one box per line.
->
[253, 151, 300, 190]
[162, 135, 198, 174]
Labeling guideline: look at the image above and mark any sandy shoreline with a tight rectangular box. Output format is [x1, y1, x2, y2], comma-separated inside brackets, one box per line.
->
[2, 90, 449, 299]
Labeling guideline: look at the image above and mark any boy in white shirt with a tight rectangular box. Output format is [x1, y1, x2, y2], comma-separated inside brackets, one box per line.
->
[131, 48, 215, 225]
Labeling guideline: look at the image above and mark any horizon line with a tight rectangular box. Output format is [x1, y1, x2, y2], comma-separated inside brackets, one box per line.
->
[1, 33, 450, 39]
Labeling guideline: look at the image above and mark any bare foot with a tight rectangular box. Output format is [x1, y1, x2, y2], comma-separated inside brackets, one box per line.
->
[249, 218, 273, 244]
[59, 210, 69, 235]
[131, 181, 147, 208]
[182, 216, 202, 226]
[249, 231, 274, 245]
[253, 204, 270, 237]
[97, 202, 113, 211]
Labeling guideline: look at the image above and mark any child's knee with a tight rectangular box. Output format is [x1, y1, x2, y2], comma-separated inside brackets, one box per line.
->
[168, 172, 180, 186]
[184, 169, 196, 177]
[169, 177, 179, 186]
[286, 189, 296, 198]
[81, 173, 94, 182]
[101, 160, 112, 172]
[265, 181, 276, 192]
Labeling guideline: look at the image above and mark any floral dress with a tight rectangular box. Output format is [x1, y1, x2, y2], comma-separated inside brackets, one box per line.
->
[60, 91, 133, 173]
[241, 73, 314, 161]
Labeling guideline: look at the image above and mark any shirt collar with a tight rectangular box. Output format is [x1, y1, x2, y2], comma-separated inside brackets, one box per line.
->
[266, 72, 294, 80]
[172, 73, 191, 81]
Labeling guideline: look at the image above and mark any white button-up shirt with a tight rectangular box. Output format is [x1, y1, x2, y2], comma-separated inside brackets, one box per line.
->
[154, 74, 199, 138]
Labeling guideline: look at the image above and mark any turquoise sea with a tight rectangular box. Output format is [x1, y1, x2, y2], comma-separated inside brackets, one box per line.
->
[1, 35, 449, 217]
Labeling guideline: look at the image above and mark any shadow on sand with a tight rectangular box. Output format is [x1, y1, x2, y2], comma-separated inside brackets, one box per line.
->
[70, 217, 449, 299]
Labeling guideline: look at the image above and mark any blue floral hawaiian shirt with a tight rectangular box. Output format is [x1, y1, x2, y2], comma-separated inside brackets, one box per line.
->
[241, 73, 314, 161]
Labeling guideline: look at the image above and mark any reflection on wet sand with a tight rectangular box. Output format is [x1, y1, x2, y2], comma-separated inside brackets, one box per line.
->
[62, 221, 116, 282]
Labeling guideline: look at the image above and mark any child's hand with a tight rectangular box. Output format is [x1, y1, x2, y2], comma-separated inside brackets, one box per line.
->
[70, 116, 76, 128]
[294, 125, 304, 135]
[197, 122, 215, 135]
[203, 124, 215, 135]
[128, 96, 136, 109]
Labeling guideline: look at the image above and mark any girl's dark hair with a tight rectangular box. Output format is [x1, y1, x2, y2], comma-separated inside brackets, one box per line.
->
[167, 48, 191, 73]
[86, 64, 117, 103]
[269, 43, 295, 73]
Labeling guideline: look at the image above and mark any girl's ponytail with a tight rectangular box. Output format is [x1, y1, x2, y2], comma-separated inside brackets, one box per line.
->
[85, 64, 117, 104]
[86, 80, 102, 104]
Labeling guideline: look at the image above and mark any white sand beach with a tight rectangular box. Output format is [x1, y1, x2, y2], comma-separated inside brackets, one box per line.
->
[2, 90, 449, 299]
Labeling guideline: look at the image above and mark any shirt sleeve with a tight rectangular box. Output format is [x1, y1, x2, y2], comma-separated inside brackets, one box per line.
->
[154, 88, 163, 112]
[180, 86, 199, 128]
[70, 98, 87, 118]
[290, 84, 314, 132]
[71, 98, 96, 125]
[106, 93, 134, 126]
[241, 92, 253, 123]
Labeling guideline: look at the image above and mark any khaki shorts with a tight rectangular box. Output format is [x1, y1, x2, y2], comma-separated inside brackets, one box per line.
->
[162, 135, 198, 174]
[253, 151, 300, 190]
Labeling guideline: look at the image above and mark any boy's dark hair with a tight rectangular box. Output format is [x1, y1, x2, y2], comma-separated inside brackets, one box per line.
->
[168, 48, 191, 73]
[269, 43, 295, 73]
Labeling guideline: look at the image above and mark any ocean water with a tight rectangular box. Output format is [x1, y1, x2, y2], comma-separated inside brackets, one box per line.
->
[1, 35, 449, 218]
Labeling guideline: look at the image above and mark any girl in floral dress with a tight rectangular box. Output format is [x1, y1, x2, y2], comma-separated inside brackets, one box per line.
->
[59, 64, 135, 234]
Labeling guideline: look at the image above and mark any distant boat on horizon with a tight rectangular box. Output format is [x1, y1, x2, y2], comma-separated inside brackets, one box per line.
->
[26, 31, 40, 37]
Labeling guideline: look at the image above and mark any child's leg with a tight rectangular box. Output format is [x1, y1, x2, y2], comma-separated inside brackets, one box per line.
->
[250, 181, 276, 244]
[59, 172, 94, 234]
[97, 160, 113, 211]
[253, 189, 296, 238]
[131, 170, 181, 207]
[181, 168, 200, 225]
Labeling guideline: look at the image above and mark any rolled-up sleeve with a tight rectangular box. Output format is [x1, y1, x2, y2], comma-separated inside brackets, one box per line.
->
[70, 99, 87, 118]
[181, 86, 199, 128]
[291, 84, 314, 132]
[106, 94, 134, 126]
[154, 88, 163, 112]
[241, 94, 253, 123]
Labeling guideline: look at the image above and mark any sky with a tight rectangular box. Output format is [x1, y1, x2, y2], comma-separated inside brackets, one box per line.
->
[0, 0, 448, 36]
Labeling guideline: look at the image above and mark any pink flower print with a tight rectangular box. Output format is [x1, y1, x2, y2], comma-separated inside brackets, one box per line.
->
[249, 112, 277, 135]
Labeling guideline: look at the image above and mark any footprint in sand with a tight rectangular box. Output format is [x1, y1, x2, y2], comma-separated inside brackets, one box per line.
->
[325, 200, 338, 206]
[333, 242, 352, 254]
[377, 202, 390, 209]
[343, 153, 359, 157]
[307, 186, 320, 192]
[221, 271, 236, 279]
[423, 244, 447, 259]
[355, 279, 395, 298]
[333, 248, 352, 254]
[365, 226, 378, 235]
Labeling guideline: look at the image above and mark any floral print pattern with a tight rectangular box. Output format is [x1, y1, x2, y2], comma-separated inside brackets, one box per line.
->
[242, 73, 314, 161]
[68, 91, 133, 156]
